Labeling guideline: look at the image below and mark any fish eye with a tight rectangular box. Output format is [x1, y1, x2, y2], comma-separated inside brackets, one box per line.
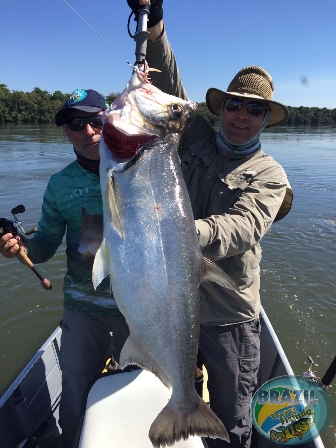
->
[171, 104, 183, 118]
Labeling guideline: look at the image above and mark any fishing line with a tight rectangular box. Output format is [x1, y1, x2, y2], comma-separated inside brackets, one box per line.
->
[62, 0, 133, 69]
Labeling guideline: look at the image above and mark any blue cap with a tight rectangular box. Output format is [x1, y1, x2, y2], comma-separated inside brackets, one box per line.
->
[55, 89, 108, 126]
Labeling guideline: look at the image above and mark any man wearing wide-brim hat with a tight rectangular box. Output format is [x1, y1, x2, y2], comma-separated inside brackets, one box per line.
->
[206, 65, 288, 128]
[127, 1, 293, 447]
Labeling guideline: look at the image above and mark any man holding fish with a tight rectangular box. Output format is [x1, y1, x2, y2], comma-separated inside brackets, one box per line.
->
[124, 0, 293, 446]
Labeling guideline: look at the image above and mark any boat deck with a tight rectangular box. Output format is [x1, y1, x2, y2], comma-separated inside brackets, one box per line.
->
[0, 307, 326, 448]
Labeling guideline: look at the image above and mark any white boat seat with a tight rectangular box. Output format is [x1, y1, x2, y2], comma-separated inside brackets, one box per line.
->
[78, 369, 206, 447]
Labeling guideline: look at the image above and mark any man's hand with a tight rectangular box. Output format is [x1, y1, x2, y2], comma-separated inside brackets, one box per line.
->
[0, 233, 25, 259]
[127, 0, 163, 28]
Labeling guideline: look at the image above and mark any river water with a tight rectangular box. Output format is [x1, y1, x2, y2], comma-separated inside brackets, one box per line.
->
[0, 124, 335, 446]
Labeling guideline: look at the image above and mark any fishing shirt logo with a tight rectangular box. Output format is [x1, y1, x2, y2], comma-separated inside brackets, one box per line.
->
[66, 89, 87, 106]
[251, 375, 332, 444]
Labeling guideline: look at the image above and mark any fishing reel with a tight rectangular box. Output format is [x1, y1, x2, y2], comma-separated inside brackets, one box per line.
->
[0, 205, 37, 238]
[0, 205, 51, 291]
[302, 355, 336, 389]
[302, 356, 320, 383]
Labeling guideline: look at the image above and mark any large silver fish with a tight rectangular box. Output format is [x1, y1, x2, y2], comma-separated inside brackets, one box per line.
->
[93, 69, 238, 447]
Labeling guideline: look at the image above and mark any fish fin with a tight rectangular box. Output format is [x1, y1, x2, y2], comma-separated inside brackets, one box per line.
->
[92, 239, 110, 290]
[108, 174, 124, 240]
[119, 336, 171, 388]
[295, 431, 303, 439]
[202, 257, 240, 293]
[149, 393, 229, 448]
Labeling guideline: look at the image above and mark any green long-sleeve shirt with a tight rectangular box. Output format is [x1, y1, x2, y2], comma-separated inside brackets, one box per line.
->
[25, 160, 121, 317]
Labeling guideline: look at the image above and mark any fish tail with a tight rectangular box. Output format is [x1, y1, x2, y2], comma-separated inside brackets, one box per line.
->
[149, 395, 229, 447]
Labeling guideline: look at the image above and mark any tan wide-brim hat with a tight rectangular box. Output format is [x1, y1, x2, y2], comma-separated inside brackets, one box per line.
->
[206, 66, 288, 128]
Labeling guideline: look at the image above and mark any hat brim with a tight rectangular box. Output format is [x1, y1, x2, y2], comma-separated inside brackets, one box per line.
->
[55, 105, 103, 127]
[206, 88, 288, 128]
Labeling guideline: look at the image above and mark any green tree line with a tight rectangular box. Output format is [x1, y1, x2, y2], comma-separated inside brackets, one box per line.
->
[0, 84, 120, 124]
[0, 84, 335, 126]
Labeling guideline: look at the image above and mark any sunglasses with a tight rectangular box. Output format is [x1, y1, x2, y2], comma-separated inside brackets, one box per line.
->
[67, 115, 103, 131]
[225, 98, 268, 117]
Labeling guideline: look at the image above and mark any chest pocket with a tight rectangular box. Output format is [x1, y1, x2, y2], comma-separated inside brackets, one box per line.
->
[207, 171, 257, 216]
[181, 152, 212, 186]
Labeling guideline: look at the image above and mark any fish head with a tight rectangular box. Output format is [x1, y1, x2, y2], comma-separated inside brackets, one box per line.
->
[296, 415, 316, 431]
[116, 68, 197, 136]
[129, 74, 197, 136]
[102, 69, 197, 160]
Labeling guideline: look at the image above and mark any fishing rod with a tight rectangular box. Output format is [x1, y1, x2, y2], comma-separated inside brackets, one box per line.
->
[128, 1, 151, 68]
[0, 205, 52, 291]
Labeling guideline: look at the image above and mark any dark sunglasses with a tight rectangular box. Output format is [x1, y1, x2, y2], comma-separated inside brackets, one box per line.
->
[67, 115, 103, 131]
[225, 98, 268, 117]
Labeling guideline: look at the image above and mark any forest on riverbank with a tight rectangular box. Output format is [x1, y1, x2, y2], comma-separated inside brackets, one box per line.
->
[1, 84, 335, 127]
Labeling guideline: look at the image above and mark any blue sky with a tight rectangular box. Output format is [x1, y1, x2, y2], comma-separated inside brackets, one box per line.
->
[1, 0, 336, 108]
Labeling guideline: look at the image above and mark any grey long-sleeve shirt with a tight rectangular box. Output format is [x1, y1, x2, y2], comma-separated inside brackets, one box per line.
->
[146, 31, 293, 325]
